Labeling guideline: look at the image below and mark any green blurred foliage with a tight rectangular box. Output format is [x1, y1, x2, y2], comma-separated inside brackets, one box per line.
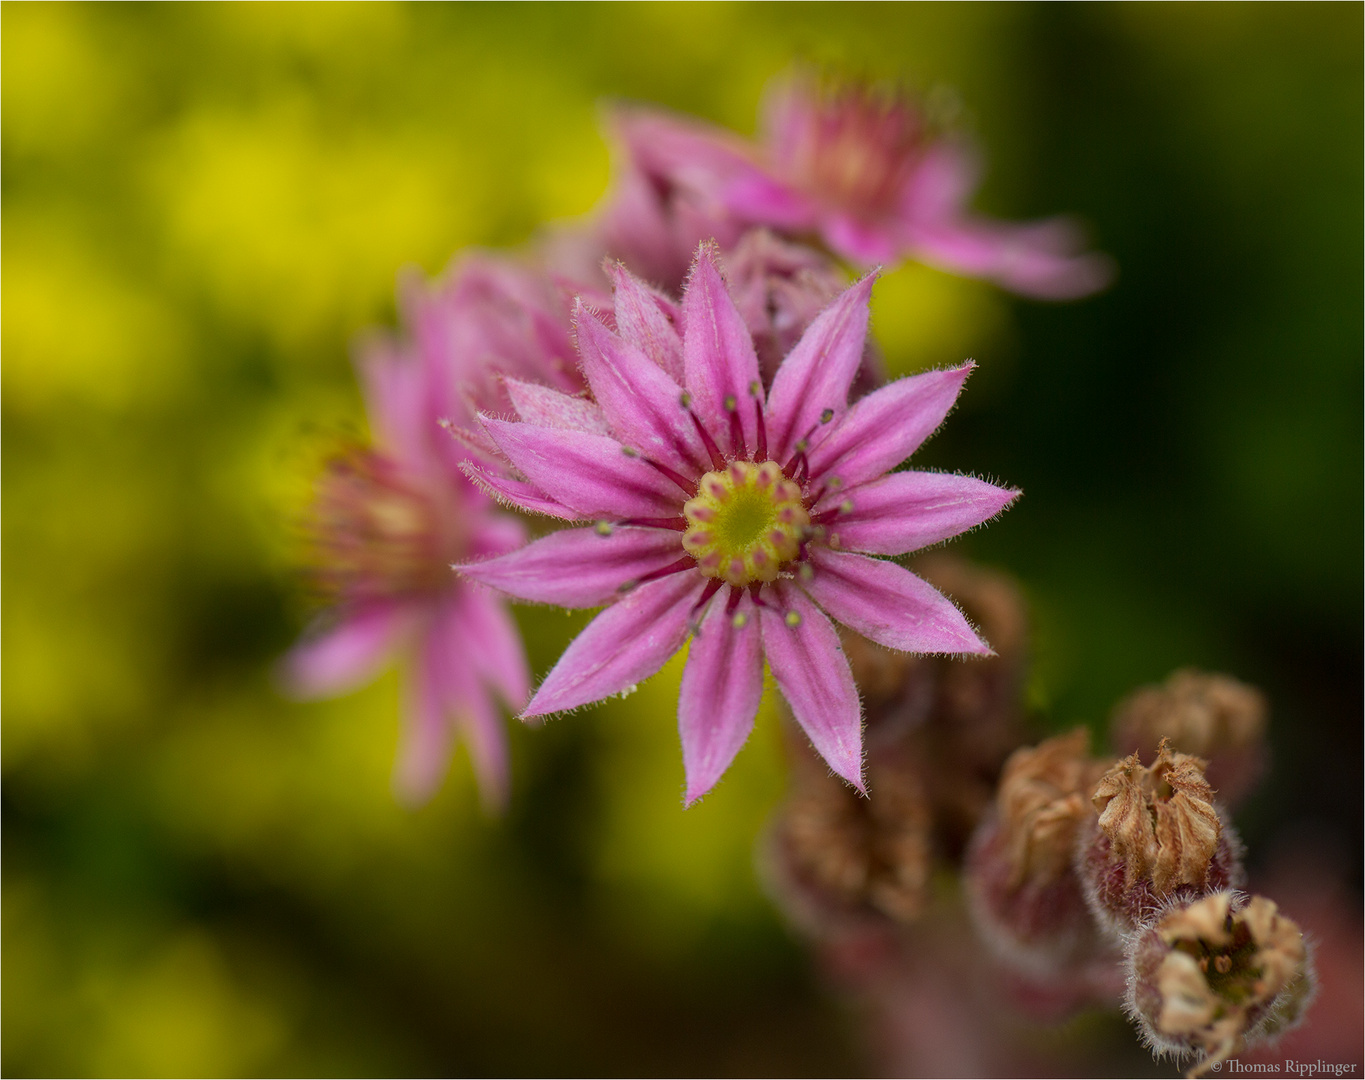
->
[3, 3, 1359, 1076]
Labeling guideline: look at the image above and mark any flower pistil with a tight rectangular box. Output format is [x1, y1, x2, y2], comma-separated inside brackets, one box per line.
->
[682, 460, 809, 586]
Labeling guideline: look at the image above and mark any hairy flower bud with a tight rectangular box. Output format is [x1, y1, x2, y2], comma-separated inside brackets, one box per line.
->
[966, 730, 1114, 973]
[1111, 669, 1269, 806]
[1126, 892, 1315, 1077]
[723, 229, 885, 393]
[1078, 739, 1244, 937]
[766, 733, 932, 934]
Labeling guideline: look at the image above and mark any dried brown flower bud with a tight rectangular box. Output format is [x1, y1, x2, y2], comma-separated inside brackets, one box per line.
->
[844, 555, 1030, 857]
[766, 733, 932, 933]
[998, 729, 1114, 888]
[1078, 739, 1244, 936]
[1126, 892, 1315, 1077]
[966, 730, 1114, 974]
[1112, 669, 1269, 805]
[1096, 740, 1220, 894]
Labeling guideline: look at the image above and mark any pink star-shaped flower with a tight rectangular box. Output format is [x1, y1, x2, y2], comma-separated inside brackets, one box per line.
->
[459, 243, 1018, 803]
[282, 253, 579, 808]
[605, 72, 1113, 300]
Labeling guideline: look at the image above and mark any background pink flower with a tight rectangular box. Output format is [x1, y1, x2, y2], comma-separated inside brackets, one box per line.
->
[280, 254, 580, 808]
[605, 72, 1114, 300]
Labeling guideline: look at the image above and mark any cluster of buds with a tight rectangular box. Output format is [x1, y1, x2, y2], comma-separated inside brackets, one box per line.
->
[763, 554, 1029, 943]
[759, 562, 1314, 1080]
[954, 678, 1314, 1077]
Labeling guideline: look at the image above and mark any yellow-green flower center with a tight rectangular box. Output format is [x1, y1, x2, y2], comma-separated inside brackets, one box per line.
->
[681, 460, 809, 586]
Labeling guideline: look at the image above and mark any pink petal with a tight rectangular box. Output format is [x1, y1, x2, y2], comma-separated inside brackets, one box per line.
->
[681, 243, 763, 458]
[574, 303, 707, 478]
[457, 684, 511, 813]
[612, 106, 755, 195]
[395, 604, 511, 810]
[480, 417, 683, 520]
[803, 548, 990, 656]
[282, 602, 409, 698]
[759, 582, 864, 792]
[766, 275, 875, 464]
[822, 471, 1020, 555]
[720, 171, 819, 230]
[912, 219, 1116, 300]
[471, 513, 527, 559]
[460, 460, 581, 521]
[607, 262, 686, 383]
[457, 525, 685, 609]
[759, 74, 825, 177]
[900, 140, 982, 225]
[456, 584, 531, 710]
[393, 615, 463, 805]
[678, 591, 764, 805]
[597, 162, 693, 290]
[822, 212, 901, 265]
[523, 572, 704, 717]
[504, 377, 610, 435]
[806, 363, 972, 489]
[356, 336, 431, 466]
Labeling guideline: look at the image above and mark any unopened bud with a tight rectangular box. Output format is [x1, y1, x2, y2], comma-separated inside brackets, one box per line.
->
[766, 735, 931, 934]
[906, 555, 1030, 856]
[1111, 669, 1269, 806]
[966, 729, 1113, 974]
[724, 229, 885, 392]
[1078, 739, 1244, 937]
[1126, 891, 1315, 1077]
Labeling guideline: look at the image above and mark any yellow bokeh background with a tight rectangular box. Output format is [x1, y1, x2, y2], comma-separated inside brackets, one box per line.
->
[5, 4, 1359, 1075]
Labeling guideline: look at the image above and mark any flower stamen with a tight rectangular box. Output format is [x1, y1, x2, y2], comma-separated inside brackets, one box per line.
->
[618, 556, 698, 594]
[617, 516, 688, 531]
[642, 455, 699, 497]
[690, 578, 725, 629]
[688, 407, 727, 471]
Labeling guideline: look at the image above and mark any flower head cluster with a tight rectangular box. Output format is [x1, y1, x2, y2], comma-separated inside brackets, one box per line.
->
[459, 243, 1017, 801]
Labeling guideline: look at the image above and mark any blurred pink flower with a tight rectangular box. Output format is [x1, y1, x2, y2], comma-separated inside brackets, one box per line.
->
[283, 253, 580, 809]
[458, 243, 1017, 803]
[605, 73, 1113, 300]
